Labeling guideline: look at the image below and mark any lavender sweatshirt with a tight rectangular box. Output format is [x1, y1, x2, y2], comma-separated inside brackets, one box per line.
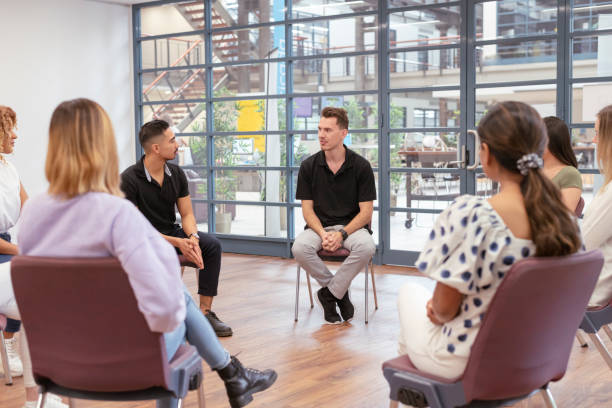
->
[17, 192, 186, 333]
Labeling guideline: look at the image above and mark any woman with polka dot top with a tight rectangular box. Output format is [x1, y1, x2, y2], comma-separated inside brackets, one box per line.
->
[397, 101, 582, 379]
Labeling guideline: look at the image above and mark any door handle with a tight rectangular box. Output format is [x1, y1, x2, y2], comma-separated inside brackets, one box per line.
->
[466, 129, 480, 170]
[446, 145, 466, 168]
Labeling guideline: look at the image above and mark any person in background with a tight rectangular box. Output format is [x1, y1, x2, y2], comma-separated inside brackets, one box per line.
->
[17, 98, 276, 408]
[397, 101, 581, 379]
[541, 116, 583, 212]
[0, 106, 66, 408]
[583, 105, 612, 307]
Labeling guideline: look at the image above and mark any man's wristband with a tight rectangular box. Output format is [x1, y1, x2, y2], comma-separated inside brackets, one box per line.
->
[339, 229, 349, 241]
[189, 232, 199, 240]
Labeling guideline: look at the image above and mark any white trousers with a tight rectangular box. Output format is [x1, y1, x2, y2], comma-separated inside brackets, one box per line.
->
[397, 282, 467, 380]
[0, 261, 36, 387]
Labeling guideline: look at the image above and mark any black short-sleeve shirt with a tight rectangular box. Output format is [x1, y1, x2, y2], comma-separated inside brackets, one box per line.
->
[120, 156, 190, 234]
[296, 146, 376, 228]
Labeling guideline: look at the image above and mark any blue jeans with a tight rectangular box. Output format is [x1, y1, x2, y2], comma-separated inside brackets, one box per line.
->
[157, 289, 230, 408]
[0, 232, 20, 333]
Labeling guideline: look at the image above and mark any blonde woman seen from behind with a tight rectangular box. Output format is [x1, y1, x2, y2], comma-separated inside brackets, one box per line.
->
[17, 99, 276, 408]
[583, 105, 612, 307]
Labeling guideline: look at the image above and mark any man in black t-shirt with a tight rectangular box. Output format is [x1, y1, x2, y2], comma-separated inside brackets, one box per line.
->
[293, 107, 376, 324]
[121, 120, 232, 337]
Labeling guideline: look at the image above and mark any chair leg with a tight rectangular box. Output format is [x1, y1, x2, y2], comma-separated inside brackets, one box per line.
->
[306, 273, 314, 308]
[365, 263, 369, 324]
[0, 330, 12, 385]
[370, 259, 378, 310]
[540, 387, 558, 408]
[197, 381, 206, 408]
[576, 331, 588, 347]
[36, 392, 47, 408]
[177, 398, 183, 408]
[295, 265, 301, 322]
[603, 325, 612, 342]
[588, 332, 612, 370]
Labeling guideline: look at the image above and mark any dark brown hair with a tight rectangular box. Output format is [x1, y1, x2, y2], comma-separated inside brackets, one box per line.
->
[597, 105, 612, 185]
[543, 116, 578, 167]
[321, 107, 349, 130]
[139, 119, 169, 148]
[478, 101, 581, 257]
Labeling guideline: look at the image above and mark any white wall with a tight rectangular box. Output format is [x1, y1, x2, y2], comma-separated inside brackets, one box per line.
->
[0, 0, 135, 197]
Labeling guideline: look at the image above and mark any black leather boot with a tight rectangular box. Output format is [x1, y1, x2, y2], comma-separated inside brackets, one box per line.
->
[216, 356, 278, 408]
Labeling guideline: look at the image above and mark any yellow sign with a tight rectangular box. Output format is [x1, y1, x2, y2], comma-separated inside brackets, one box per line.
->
[237, 99, 265, 153]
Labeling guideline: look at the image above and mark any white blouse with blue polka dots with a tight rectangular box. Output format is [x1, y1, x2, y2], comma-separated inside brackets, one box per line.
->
[416, 195, 535, 358]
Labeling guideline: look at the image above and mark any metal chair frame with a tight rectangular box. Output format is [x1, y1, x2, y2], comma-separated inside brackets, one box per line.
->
[295, 255, 378, 323]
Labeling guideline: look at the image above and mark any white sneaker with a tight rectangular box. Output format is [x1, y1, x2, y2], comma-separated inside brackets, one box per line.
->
[2, 335, 23, 377]
[22, 394, 68, 408]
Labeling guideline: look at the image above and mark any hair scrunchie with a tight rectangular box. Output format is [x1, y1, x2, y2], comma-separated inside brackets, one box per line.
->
[516, 153, 543, 176]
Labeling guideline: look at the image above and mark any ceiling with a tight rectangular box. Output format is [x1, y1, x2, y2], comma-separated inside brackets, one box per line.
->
[85, 0, 154, 5]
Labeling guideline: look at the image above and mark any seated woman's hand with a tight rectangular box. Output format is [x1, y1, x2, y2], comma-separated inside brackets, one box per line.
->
[426, 299, 444, 326]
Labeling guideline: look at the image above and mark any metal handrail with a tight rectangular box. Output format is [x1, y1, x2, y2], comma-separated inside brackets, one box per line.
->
[143, 39, 203, 95]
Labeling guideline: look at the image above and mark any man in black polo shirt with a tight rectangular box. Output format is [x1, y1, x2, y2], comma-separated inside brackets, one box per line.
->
[121, 120, 232, 337]
[292, 107, 376, 324]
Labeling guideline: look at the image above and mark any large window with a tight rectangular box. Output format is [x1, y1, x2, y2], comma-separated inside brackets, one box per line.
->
[134, 0, 612, 264]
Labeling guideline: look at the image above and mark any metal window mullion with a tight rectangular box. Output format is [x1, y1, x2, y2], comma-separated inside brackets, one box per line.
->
[137, 29, 206, 42]
[389, 167, 462, 174]
[570, 28, 612, 38]
[571, 76, 612, 84]
[204, 0, 214, 232]
[212, 166, 287, 171]
[389, 43, 460, 54]
[389, 127, 460, 133]
[388, 1, 461, 14]
[475, 33, 557, 46]
[142, 98, 207, 106]
[286, 0, 295, 248]
[289, 128, 379, 134]
[570, 122, 596, 128]
[286, 9, 378, 26]
[389, 85, 460, 93]
[379, 0, 389, 264]
[287, 90, 378, 98]
[210, 94, 287, 103]
[474, 79, 557, 89]
[141, 64, 207, 74]
[133, 5, 144, 161]
[211, 200, 292, 207]
[559, 0, 571, 121]
[464, 0, 475, 195]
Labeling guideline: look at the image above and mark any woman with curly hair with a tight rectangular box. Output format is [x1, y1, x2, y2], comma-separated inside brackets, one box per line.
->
[0, 106, 66, 408]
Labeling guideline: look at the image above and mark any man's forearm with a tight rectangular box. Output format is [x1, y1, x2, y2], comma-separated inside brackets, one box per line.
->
[343, 211, 372, 235]
[181, 213, 198, 237]
[303, 208, 326, 237]
[161, 233, 182, 248]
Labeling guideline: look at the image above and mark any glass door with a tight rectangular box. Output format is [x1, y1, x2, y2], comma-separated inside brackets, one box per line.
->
[383, 0, 467, 265]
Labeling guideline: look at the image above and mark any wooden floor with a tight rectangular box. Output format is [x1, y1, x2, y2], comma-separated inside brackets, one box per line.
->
[2, 253, 612, 408]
